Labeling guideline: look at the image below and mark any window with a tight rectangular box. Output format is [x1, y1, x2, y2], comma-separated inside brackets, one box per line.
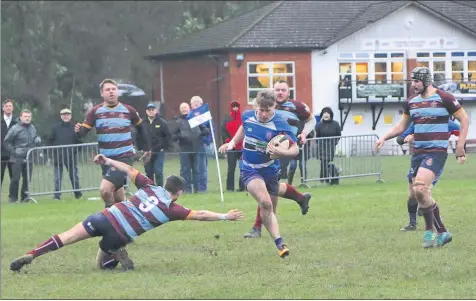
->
[451, 61, 464, 81]
[339, 63, 352, 85]
[433, 61, 446, 85]
[468, 61, 476, 82]
[356, 53, 370, 59]
[356, 62, 368, 84]
[247, 62, 295, 103]
[374, 53, 388, 59]
[374, 62, 387, 83]
[339, 53, 353, 59]
[417, 61, 429, 68]
[391, 62, 404, 82]
[337, 52, 407, 100]
[416, 51, 476, 83]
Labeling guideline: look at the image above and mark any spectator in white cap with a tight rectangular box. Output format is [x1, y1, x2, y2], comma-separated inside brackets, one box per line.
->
[47, 107, 83, 200]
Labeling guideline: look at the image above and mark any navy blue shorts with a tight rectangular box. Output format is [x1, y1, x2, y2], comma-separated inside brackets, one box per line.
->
[410, 152, 447, 181]
[101, 157, 133, 190]
[82, 213, 129, 254]
[240, 168, 279, 196]
[407, 167, 443, 186]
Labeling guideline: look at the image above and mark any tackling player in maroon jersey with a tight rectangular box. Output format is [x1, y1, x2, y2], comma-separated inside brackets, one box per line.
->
[10, 155, 244, 272]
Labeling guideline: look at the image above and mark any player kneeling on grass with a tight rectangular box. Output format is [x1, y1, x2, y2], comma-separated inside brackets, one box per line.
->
[10, 154, 244, 272]
[219, 90, 305, 258]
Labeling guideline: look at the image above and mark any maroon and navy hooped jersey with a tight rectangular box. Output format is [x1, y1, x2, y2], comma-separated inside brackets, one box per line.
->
[82, 102, 142, 159]
[102, 171, 193, 240]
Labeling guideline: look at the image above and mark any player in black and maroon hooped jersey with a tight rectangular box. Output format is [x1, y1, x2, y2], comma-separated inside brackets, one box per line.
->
[244, 80, 316, 238]
[10, 154, 244, 272]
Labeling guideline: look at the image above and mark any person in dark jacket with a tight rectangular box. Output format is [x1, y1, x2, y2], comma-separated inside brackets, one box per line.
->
[4, 109, 42, 202]
[172, 102, 210, 193]
[140, 103, 172, 187]
[315, 107, 341, 185]
[221, 100, 245, 192]
[1, 99, 17, 186]
[190, 96, 214, 193]
[48, 108, 83, 200]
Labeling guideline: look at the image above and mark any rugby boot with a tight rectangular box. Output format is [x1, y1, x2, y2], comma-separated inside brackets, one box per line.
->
[436, 231, 453, 247]
[422, 230, 436, 248]
[400, 224, 417, 232]
[111, 247, 134, 270]
[10, 254, 34, 272]
[243, 227, 261, 238]
[277, 244, 290, 258]
[299, 193, 311, 215]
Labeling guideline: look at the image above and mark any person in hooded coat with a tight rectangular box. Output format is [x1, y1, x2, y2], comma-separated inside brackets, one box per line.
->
[315, 107, 341, 185]
[221, 100, 245, 192]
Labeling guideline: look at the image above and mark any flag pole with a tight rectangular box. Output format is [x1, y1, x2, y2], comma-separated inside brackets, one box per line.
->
[187, 104, 225, 206]
[208, 121, 225, 205]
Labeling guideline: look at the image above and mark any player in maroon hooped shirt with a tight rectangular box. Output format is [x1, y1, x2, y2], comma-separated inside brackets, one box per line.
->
[10, 155, 244, 272]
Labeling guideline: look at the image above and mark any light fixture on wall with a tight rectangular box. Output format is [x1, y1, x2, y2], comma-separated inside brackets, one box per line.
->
[236, 53, 245, 68]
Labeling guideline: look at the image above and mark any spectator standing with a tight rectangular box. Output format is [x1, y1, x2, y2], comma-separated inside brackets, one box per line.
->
[315, 107, 341, 185]
[1, 99, 17, 186]
[140, 103, 172, 186]
[221, 100, 245, 192]
[173, 102, 209, 193]
[190, 96, 214, 193]
[3, 109, 41, 202]
[48, 108, 83, 200]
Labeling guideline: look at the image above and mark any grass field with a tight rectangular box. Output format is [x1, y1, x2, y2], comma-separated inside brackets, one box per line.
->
[1, 155, 476, 299]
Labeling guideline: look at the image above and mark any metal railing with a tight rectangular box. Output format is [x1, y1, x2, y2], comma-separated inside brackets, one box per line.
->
[299, 134, 384, 187]
[24, 143, 130, 203]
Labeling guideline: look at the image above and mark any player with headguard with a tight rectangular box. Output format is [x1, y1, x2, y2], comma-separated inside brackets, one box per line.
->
[376, 66, 469, 248]
[10, 154, 244, 272]
[243, 80, 315, 239]
[396, 120, 461, 232]
[219, 90, 305, 258]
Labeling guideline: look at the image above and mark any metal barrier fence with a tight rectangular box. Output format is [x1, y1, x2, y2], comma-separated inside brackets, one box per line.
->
[299, 134, 384, 187]
[24, 143, 128, 203]
[17, 135, 384, 203]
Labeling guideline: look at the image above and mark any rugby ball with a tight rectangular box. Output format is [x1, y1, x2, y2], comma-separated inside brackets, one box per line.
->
[267, 134, 291, 159]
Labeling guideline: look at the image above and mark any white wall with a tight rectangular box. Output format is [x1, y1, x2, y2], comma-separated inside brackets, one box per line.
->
[311, 4, 476, 139]
[336, 4, 476, 52]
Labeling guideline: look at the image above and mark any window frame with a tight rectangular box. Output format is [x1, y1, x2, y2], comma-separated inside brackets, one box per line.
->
[416, 51, 476, 83]
[337, 52, 407, 100]
[246, 61, 296, 104]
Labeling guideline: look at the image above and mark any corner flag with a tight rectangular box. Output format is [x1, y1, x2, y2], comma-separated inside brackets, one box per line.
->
[186, 103, 224, 205]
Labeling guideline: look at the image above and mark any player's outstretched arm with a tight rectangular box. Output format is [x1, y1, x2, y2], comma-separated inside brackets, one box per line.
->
[93, 154, 137, 180]
[219, 125, 244, 153]
[186, 209, 244, 221]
